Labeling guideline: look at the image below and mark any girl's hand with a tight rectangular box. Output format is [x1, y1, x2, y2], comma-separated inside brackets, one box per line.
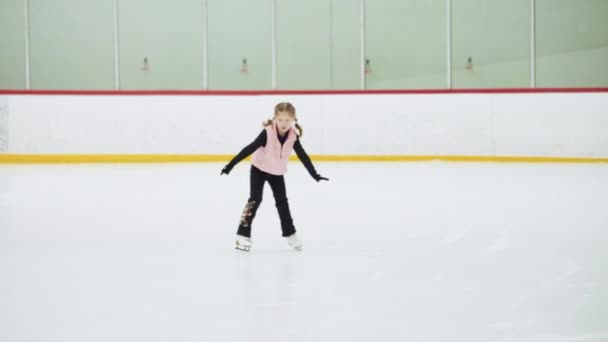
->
[314, 174, 329, 182]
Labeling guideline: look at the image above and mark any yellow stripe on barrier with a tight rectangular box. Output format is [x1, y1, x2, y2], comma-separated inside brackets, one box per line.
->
[0, 154, 607, 164]
[0, 154, 234, 163]
[310, 155, 608, 163]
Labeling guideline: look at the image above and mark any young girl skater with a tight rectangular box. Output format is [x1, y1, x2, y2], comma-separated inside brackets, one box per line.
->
[221, 102, 329, 252]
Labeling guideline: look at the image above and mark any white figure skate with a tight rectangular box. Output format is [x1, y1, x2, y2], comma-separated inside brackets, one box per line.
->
[286, 234, 303, 251]
[235, 235, 252, 252]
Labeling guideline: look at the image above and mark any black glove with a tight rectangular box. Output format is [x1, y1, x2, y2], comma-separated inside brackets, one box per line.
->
[221, 165, 232, 175]
[314, 174, 329, 182]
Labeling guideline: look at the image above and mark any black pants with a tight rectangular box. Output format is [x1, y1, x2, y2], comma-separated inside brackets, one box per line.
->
[237, 166, 296, 238]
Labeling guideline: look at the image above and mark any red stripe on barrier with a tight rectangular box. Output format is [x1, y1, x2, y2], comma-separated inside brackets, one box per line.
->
[1, 88, 608, 96]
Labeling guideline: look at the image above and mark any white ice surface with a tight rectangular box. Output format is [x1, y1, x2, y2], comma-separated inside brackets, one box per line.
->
[1, 162, 608, 342]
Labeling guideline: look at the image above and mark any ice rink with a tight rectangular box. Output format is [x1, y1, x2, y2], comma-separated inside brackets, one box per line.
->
[1, 162, 607, 342]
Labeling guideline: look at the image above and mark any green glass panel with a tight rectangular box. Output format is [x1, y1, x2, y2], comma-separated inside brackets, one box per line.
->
[452, 0, 530, 88]
[119, 0, 204, 89]
[207, 0, 272, 90]
[331, 0, 361, 89]
[365, 0, 447, 89]
[536, 0, 608, 87]
[29, 0, 114, 89]
[276, 0, 331, 89]
[0, 0, 25, 89]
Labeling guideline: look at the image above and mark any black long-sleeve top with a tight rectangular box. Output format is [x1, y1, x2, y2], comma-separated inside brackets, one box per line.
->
[226, 129, 319, 179]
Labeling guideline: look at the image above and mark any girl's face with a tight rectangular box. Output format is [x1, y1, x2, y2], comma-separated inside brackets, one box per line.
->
[275, 111, 295, 135]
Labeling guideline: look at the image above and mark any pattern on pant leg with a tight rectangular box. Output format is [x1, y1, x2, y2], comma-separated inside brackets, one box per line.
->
[240, 200, 256, 228]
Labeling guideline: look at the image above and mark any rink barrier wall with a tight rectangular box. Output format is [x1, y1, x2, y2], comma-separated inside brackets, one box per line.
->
[1, 88, 607, 164]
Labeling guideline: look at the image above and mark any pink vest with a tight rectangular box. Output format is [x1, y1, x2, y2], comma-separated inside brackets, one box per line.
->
[252, 123, 297, 176]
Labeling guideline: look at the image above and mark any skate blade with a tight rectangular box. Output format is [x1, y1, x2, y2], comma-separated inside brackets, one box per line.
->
[235, 242, 251, 252]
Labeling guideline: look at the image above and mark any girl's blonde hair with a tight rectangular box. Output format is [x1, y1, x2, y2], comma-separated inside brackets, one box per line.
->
[263, 102, 303, 137]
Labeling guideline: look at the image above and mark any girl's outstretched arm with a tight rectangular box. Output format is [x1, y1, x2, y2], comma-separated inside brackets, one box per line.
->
[294, 139, 329, 182]
[221, 130, 267, 175]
